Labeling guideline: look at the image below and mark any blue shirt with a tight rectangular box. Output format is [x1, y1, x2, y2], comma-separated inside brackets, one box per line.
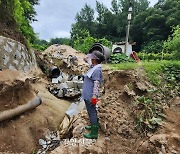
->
[82, 66, 103, 101]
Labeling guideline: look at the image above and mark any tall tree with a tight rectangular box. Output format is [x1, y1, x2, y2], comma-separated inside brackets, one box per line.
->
[131, 0, 180, 51]
[75, 4, 95, 34]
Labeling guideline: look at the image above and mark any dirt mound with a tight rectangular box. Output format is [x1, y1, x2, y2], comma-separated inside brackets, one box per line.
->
[36, 45, 88, 76]
[51, 69, 180, 154]
[51, 70, 154, 154]
[0, 69, 70, 153]
[138, 97, 180, 153]
[0, 70, 35, 112]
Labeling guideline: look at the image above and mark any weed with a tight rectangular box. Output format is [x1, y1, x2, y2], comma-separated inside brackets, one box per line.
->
[134, 95, 163, 133]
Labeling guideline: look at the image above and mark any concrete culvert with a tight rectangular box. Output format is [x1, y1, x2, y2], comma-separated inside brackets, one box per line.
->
[113, 47, 123, 54]
[89, 43, 111, 62]
[49, 66, 61, 78]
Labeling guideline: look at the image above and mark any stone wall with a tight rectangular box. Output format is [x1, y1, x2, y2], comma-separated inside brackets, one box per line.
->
[0, 36, 36, 72]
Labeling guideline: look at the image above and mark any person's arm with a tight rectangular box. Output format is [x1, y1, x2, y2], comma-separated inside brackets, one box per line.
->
[91, 80, 100, 105]
[92, 80, 100, 98]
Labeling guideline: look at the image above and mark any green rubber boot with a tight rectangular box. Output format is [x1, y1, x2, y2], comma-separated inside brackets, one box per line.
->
[85, 125, 91, 130]
[83, 123, 98, 139]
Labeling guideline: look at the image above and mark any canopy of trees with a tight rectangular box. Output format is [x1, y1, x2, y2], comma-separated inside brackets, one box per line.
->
[71, 0, 180, 51]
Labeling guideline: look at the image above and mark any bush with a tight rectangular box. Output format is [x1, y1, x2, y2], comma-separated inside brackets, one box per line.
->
[163, 25, 180, 60]
[141, 40, 163, 54]
[138, 52, 175, 61]
[110, 53, 134, 64]
[73, 30, 112, 54]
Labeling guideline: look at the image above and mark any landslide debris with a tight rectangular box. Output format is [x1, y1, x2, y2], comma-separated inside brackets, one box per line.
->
[36, 44, 88, 76]
[51, 69, 180, 154]
[0, 69, 70, 153]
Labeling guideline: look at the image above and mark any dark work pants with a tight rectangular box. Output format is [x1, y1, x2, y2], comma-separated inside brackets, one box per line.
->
[84, 99, 98, 125]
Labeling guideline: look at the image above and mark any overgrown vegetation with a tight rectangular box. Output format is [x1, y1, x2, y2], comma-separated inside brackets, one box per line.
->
[142, 61, 180, 86]
[71, 0, 180, 52]
[138, 25, 180, 61]
[138, 53, 174, 61]
[134, 94, 163, 133]
[163, 25, 180, 60]
[0, 0, 39, 46]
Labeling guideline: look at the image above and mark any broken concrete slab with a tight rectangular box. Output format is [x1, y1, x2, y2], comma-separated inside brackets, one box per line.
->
[65, 100, 85, 118]
[57, 83, 68, 90]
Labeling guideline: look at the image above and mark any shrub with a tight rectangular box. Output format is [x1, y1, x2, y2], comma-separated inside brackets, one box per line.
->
[141, 40, 164, 54]
[163, 25, 180, 60]
[138, 52, 175, 61]
[110, 53, 134, 64]
[73, 30, 112, 54]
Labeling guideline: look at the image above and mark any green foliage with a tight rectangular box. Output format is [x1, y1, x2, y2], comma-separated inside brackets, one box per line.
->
[131, 0, 180, 51]
[142, 61, 165, 85]
[138, 52, 175, 61]
[163, 25, 180, 60]
[161, 63, 180, 85]
[71, 0, 150, 45]
[72, 3, 95, 37]
[73, 30, 112, 54]
[142, 40, 163, 54]
[0, 0, 39, 46]
[110, 53, 134, 64]
[142, 60, 180, 86]
[134, 95, 163, 132]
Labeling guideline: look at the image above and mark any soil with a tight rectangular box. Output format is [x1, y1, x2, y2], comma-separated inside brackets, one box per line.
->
[52, 70, 180, 154]
[0, 22, 28, 47]
[0, 69, 70, 153]
[37, 45, 88, 76]
[0, 55, 179, 153]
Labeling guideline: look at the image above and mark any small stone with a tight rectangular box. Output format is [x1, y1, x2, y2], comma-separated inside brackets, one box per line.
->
[57, 89, 64, 98]
[171, 150, 178, 154]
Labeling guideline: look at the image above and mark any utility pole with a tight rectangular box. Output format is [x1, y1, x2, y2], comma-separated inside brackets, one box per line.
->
[125, 1, 133, 55]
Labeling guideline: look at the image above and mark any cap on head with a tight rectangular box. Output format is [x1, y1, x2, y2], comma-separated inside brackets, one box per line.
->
[88, 50, 105, 63]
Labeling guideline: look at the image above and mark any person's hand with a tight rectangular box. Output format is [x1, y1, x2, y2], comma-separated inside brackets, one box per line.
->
[91, 96, 98, 106]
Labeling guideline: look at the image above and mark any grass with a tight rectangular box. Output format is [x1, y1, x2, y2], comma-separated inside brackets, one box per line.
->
[109, 62, 138, 70]
[108, 60, 180, 85]
[142, 60, 180, 85]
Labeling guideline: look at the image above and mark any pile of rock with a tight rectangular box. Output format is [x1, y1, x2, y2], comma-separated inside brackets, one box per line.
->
[48, 67, 84, 98]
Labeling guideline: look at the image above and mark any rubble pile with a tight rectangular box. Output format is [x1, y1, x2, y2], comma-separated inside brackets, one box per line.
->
[37, 44, 88, 76]
[37, 131, 61, 154]
[48, 70, 84, 98]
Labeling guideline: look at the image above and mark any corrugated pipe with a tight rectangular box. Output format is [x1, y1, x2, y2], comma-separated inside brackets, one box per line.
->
[0, 96, 42, 122]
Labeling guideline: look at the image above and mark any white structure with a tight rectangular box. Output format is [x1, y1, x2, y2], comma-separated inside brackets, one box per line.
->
[112, 42, 134, 57]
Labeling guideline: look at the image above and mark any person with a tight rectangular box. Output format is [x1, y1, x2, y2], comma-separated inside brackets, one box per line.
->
[82, 50, 105, 139]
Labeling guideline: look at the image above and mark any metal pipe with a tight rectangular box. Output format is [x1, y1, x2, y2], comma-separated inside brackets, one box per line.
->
[0, 96, 42, 122]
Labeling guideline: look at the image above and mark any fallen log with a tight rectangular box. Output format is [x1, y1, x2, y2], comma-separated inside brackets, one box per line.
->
[0, 96, 42, 122]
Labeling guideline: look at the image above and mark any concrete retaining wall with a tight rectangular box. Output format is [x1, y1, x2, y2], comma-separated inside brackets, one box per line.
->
[0, 36, 37, 72]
